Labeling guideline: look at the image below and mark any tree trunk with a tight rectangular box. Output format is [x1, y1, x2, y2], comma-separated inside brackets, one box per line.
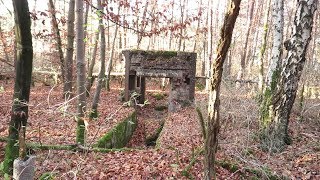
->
[0, 21, 10, 63]
[136, 1, 149, 49]
[85, 30, 99, 97]
[63, 0, 75, 99]
[75, 0, 86, 145]
[106, 25, 119, 91]
[257, 0, 271, 91]
[239, 0, 255, 79]
[260, 0, 317, 152]
[168, 1, 174, 50]
[90, 0, 106, 119]
[3, 0, 33, 174]
[205, 0, 213, 91]
[265, 0, 284, 88]
[178, 0, 186, 51]
[193, 0, 202, 52]
[48, 0, 65, 83]
[204, 0, 241, 179]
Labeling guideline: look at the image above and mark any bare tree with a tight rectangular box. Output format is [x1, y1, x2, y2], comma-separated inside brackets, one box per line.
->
[3, 0, 33, 174]
[205, 0, 241, 179]
[257, 0, 271, 91]
[105, 24, 119, 91]
[85, 30, 100, 97]
[90, 0, 106, 118]
[75, 0, 86, 145]
[63, 0, 76, 99]
[236, 0, 255, 86]
[48, 0, 65, 84]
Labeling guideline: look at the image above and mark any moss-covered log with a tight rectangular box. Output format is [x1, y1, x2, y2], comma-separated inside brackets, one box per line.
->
[95, 111, 137, 148]
[0, 137, 141, 153]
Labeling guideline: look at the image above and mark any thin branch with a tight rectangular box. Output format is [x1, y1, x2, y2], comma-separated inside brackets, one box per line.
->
[0, 57, 14, 67]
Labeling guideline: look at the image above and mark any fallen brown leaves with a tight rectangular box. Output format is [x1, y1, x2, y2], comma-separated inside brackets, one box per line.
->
[0, 80, 319, 179]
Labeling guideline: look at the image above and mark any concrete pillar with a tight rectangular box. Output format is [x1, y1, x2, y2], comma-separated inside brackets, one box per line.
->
[168, 77, 192, 112]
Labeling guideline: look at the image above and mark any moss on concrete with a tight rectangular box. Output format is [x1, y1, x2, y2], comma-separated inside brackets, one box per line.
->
[130, 49, 178, 58]
[145, 122, 164, 146]
[95, 111, 137, 148]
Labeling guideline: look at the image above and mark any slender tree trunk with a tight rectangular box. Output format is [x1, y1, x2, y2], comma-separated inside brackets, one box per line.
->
[136, 1, 149, 49]
[85, 30, 99, 97]
[63, 0, 75, 99]
[0, 21, 10, 62]
[178, 0, 186, 51]
[201, 0, 209, 77]
[182, 0, 188, 51]
[257, 0, 271, 91]
[205, 0, 213, 91]
[193, 0, 202, 52]
[260, 0, 317, 152]
[83, 1, 89, 50]
[240, 0, 255, 76]
[147, 0, 157, 50]
[90, 0, 105, 119]
[75, 0, 86, 145]
[168, 1, 174, 50]
[106, 25, 119, 91]
[204, 0, 241, 179]
[48, 0, 65, 83]
[3, 0, 33, 174]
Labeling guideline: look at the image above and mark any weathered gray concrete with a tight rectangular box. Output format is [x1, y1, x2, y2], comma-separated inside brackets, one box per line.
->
[122, 50, 196, 112]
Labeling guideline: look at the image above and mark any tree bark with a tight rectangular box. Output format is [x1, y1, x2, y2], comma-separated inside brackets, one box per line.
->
[136, 1, 149, 49]
[204, 0, 241, 179]
[260, 0, 317, 152]
[3, 0, 33, 174]
[63, 0, 76, 99]
[178, 0, 187, 51]
[0, 21, 10, 63]
[85, 30, 99, 97]
[265, 0, 284, 87]
[75, 0, 86, 145]
[239, 0, 255, 79]
[90, 0, 106, 119]
[48, 0, 65, 83]
[257, 0, 271, 91]
[193, 0, 202, 52]
[106, 24, 119, 91]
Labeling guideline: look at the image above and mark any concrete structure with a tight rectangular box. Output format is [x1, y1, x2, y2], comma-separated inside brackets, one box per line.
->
[122, 50, 196, 112]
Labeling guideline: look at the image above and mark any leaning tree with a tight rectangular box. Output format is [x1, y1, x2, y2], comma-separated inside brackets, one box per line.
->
[205, 0, 241, 179]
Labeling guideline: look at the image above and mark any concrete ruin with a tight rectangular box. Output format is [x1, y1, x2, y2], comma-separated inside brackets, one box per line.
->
[122, 50, 196, 112]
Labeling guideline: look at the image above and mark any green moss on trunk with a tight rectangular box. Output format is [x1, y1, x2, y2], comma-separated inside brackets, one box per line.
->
[76, 118, 85, 145]
[2, 125, 19, 175]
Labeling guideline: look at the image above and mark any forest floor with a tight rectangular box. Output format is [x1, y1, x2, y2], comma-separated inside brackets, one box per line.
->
[0, 78, 319, 179]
